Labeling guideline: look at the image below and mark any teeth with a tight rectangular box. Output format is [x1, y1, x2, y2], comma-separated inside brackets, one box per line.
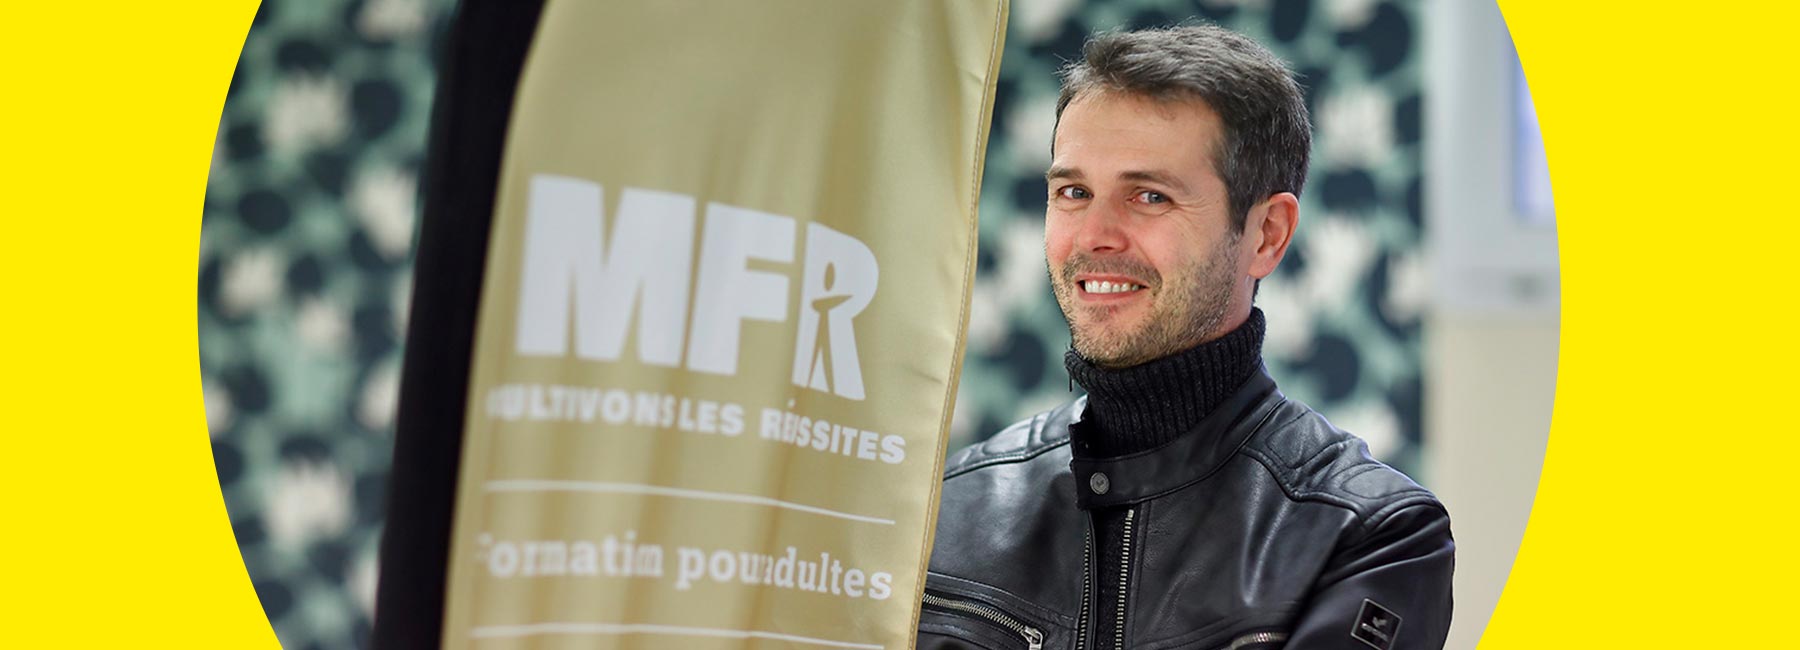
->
[1083, 280, 1138, 294]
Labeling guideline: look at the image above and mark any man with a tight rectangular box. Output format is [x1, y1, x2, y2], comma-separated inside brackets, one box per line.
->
[917, 25, 1454, 650]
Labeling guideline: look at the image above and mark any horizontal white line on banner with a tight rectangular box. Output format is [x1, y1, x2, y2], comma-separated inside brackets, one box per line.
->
[469, 622, 884, 649]
[484, 479, 897, 526]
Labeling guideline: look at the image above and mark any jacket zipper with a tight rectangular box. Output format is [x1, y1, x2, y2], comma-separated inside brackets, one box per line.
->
[1114, 507, 1137, 650]
[1224, 630, 1289, 649]
[1076, 524, 1092, 650]
[922, 592, 1044, 650]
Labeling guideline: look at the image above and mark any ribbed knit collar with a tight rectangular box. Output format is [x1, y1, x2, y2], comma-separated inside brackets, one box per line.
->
[1066, 308, 1266, 459]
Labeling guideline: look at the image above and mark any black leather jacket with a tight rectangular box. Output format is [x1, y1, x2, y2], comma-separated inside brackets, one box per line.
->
[917, 370, 1454, 649]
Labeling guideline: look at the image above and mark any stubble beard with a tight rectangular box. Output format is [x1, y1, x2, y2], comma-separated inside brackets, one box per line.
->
[1051, 235, 1240, 369]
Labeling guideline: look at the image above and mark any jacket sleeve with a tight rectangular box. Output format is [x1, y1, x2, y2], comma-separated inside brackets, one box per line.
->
[1281, 502, 1454, 649]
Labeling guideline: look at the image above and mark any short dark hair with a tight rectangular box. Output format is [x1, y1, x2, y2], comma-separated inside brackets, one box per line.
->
[1056, 25, 1312, 230]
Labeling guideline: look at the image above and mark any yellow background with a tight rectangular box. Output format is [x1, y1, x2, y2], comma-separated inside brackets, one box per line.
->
[4, 1, 1795, 647]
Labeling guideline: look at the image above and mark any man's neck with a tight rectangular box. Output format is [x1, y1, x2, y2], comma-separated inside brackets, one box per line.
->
[1066, 308, 1266, 459]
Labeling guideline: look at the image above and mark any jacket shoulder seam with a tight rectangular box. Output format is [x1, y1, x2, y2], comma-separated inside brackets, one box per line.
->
[943, 438, 1070, 479]
[1238, 444, 1435, 522]
[1239, 447, 1359, 512]
[1362, 493, 1449, 530]
[943, 411, 1068, 480]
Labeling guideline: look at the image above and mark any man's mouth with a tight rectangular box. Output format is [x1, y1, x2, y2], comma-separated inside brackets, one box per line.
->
[1081, 279, 1145, 294]
[1080, 279, 1137, 295]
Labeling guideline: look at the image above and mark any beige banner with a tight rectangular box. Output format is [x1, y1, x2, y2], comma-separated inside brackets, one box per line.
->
[440, 1, 1008, 648]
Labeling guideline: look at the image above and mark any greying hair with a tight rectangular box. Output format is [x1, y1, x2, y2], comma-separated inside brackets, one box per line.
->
[1056, 25, 1312, 230]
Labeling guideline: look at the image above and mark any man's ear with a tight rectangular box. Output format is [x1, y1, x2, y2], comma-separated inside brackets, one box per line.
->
[1246, 192, 1299, 279]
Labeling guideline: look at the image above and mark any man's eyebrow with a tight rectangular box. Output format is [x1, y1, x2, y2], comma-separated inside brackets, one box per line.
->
[1043, 167, 1192, 195]
[1119, 170, 1191, 195]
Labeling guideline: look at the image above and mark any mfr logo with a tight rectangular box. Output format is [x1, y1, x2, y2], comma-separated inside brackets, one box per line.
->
[513, 173, 878, 400]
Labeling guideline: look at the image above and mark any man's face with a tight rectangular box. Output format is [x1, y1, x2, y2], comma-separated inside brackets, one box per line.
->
[1045, 91, 1254, 368]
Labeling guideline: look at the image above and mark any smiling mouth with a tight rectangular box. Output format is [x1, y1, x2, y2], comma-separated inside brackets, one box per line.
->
[1081, 280, 1145, 295]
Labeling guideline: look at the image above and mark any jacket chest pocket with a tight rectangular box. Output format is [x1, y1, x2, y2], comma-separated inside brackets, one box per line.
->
[917, 591, 1047, 650]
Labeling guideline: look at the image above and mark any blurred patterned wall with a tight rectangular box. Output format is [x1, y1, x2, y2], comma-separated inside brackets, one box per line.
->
[200, 1, 1424, 647]
[201, 1, 443, 646]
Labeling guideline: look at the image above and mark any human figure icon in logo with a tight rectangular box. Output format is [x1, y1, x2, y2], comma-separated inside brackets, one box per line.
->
[804, 262, 853, 393]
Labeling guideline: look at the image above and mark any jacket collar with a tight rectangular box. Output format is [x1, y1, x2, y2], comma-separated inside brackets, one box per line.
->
[1068, 367, 1281, 509]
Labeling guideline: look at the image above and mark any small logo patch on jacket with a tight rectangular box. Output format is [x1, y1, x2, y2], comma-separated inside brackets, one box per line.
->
[1351, 598, 1401, 649]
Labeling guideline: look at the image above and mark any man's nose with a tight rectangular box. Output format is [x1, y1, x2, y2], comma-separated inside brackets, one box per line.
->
[1073, 200, 1129, 253]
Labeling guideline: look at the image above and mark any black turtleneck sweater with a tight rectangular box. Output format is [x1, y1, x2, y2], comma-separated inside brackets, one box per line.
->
[1067, 308, 1266, 648]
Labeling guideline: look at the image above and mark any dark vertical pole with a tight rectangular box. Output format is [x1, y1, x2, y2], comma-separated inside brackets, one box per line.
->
[370, 0, 546, 647]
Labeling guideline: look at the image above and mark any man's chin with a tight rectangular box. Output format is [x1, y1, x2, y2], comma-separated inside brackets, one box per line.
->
[1070, 331, 1155, 369]
[1075, 348, 1154, 369]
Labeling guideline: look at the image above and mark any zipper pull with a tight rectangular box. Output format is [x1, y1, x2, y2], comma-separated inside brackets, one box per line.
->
[921, 592, 1044, 650]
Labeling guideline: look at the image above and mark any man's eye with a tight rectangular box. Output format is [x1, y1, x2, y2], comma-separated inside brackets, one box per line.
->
[1136, 190, 1169, 204]
[1057, 186, 1091, 200]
